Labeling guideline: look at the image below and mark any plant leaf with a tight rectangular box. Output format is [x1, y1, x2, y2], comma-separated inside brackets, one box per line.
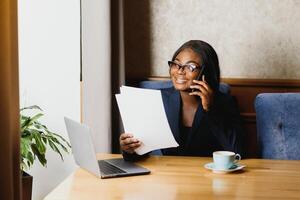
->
[42, 136, 48, 144]
[48, 135, 69, 153]
[27, 151, 34, 166]
[20, 138, 28, 156]
[20, 113, 44, 133]
[31, 144, 47, 167]
[21, 135, 34, 170]
[48, 140, 64, 161]
[20, 105, 43, 112]
[20, 105, 71, 170]
[54, 140, 69, 153]
[20, 116, 31, 132]
[51, 132, 71, 148]
[29, 113, 44, 125]
[32, 131, 46, 154]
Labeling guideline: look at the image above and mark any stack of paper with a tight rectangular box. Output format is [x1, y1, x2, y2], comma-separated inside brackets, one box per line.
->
[115, 86, 179, 155]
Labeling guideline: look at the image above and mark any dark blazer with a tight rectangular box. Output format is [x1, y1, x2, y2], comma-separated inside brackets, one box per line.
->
[123, 87, 245, 161]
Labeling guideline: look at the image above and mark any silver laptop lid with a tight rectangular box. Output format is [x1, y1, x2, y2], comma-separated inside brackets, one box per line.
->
[64, 117, 100, 177]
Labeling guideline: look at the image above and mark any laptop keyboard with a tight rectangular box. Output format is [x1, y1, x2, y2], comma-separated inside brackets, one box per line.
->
[98, 160, 126, 175]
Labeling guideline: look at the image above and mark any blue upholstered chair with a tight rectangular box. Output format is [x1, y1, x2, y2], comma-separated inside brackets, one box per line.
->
[255, 93, 300, 160]
[138, 80, 231, 156]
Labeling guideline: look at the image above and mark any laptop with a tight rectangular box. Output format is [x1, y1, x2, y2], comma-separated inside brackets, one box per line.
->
[64, 117, 150, 179]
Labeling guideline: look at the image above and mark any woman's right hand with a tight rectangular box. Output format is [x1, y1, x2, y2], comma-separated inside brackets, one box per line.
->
[119, 133, 141, 154]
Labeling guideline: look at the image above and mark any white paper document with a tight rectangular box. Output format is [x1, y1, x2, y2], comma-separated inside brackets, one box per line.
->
[116, 86, 179, 155]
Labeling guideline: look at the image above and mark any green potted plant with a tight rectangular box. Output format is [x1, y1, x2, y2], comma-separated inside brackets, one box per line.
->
[20, 105, 71, 200]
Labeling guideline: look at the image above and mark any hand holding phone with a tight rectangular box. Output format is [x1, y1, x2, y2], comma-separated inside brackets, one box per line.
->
[192, 65, 205, 92]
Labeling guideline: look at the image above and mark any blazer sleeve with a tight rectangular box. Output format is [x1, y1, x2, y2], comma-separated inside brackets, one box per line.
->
[203, 93, 246, 157]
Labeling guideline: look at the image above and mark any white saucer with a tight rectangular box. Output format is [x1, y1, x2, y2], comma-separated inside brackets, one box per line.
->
[204, 162, 246, 173]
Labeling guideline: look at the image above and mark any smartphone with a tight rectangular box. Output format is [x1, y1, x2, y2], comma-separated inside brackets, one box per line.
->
[192, 65, 205, 92]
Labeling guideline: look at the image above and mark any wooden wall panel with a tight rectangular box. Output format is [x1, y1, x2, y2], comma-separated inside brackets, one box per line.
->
[223, 78, 300, 113]
[128, 77, 300, 158]
[0, 0, 21, 199]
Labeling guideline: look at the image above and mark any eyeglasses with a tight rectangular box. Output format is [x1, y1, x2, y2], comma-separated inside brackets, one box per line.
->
[168, 61, 201, 73]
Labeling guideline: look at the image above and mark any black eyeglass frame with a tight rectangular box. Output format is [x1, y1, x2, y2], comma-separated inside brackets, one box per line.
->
[168, 60, 203, 73]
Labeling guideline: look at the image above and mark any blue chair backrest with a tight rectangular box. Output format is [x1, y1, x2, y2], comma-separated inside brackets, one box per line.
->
[138, 80, 231, 94]
[255, 93, 300, 160]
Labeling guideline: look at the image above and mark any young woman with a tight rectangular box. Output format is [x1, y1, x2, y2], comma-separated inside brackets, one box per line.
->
[120, 40, 245, 160]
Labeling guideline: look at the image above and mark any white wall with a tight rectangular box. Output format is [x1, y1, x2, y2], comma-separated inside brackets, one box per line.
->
[18, 0, 80, 199]
[81, 0, 112, 153]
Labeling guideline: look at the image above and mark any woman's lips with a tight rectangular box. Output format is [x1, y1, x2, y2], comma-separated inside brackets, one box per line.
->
[175, 78, 187, 84]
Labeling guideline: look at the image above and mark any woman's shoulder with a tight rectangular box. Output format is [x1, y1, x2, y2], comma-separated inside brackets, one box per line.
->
[161, 86, 176, 95]
[214, 91, 239, 112]
[215, 91, 235, 101]
[160, 87, 180, 105]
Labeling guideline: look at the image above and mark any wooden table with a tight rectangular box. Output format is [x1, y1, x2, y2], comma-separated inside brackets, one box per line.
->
[45, 154, 300, 200]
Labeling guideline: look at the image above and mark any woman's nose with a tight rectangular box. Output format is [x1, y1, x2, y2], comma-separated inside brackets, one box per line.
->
[177, 67, 185, 74]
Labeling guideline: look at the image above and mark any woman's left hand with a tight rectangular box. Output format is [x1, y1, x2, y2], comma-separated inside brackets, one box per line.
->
[189, 75, 214, 111]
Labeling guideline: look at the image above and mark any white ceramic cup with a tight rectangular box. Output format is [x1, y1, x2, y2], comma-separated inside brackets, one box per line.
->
[213, 151, 241, 170]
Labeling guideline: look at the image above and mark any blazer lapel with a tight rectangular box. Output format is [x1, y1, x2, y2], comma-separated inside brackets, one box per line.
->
[161, 88, 181, 143]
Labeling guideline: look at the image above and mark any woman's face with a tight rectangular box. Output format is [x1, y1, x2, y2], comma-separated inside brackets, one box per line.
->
[170, 48, 202, 91]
